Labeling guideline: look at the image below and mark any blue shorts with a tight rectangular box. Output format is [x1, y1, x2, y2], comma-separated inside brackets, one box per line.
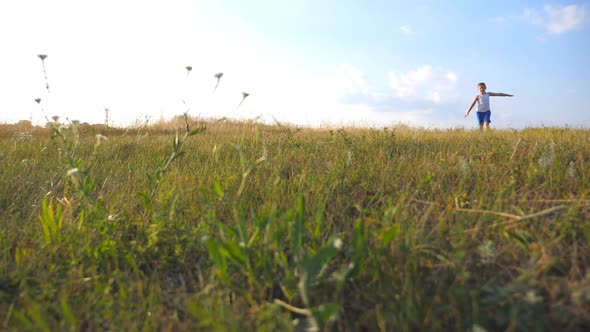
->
[476, 111, 491, 126]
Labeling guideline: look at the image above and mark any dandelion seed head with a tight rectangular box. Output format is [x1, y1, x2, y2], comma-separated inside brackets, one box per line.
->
[96, 134, 108, 141]
[333, 238, 343, 250]
[67, 168, 79, 176]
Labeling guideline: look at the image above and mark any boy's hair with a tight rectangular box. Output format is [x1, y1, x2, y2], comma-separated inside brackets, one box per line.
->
[477, 82, 487, 88]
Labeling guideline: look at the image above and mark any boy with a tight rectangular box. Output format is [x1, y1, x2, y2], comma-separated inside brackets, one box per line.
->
[464, 82, 513, 131]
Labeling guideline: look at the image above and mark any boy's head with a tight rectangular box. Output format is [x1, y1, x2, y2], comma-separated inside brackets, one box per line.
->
[477, 82, 487, 94]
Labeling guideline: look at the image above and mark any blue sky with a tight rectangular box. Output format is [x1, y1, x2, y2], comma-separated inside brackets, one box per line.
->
[1, 0, 589, 128]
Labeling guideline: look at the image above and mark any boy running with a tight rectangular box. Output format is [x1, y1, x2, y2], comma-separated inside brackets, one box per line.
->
[465, 82, 513, 131]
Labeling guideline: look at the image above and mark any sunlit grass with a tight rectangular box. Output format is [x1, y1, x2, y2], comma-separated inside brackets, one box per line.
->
[0, 120, 589, 331]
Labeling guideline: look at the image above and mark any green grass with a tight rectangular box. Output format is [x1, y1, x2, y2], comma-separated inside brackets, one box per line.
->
[1, 120, 589, 331]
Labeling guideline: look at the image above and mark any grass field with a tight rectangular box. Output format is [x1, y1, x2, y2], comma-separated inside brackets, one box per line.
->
[1, 119, 589, 331]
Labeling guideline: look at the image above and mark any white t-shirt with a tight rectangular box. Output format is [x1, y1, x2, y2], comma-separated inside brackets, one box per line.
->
[477, 93, 490, 112]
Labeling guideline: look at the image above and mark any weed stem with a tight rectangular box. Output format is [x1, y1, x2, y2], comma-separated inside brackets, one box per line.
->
[273, 299, 311, 316]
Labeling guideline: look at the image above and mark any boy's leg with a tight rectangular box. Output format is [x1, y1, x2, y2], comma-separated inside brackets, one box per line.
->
[483, 111, 491, 131]
[476, 112, 484, 131]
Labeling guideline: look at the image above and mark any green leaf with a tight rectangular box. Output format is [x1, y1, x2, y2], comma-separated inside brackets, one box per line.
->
[292, 196, 305, 264]
[503, 230, 532, 249]
[173, 133, 179, 151]
[310, 303, 339, 330]
[348, 219, 367, 278]
[213, 181, 224, 199]
[189, 126, 206, 136]
[77, 210, 85, 230]
[38, 198, 62, 244]
[381, 224, 400, 247]
[171, 151, 185, 162]
[60, 297, 75, 326]
[204, 238, 229, 284]
[138, 191, 150, 208]
[221, 242, 248, 268]
[299, 244, 338, 306]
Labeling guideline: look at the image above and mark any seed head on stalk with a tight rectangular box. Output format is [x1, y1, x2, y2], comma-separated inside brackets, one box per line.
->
[37, 54, 50, 92]
[34, 98, 47, 123]
[185, 66, 192, 78]
[237, 91, 250, 107]
[213, 72, 223, 93]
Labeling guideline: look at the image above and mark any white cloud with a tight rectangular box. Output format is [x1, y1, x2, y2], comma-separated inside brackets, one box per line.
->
[544, 4, 587, 34]
[400, 25, 413, 35]
[522, 4, 588, 34]
[334, 64, 369, 95]
[490, 16, 506, 24]
[388, 66, 459, 104]
[523, 8, 545, 25]
[429, 92, 441, 104]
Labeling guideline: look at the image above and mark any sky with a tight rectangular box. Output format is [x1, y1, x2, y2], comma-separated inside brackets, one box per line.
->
[1, 0, 589, 129]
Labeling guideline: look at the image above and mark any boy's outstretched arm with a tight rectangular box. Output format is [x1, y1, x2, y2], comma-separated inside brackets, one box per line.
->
[464, 95, 478, 118]
[488, 92, 514, 97]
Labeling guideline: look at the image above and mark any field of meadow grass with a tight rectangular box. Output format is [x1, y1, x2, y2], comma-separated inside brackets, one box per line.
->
[0, 118, 589, 331]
